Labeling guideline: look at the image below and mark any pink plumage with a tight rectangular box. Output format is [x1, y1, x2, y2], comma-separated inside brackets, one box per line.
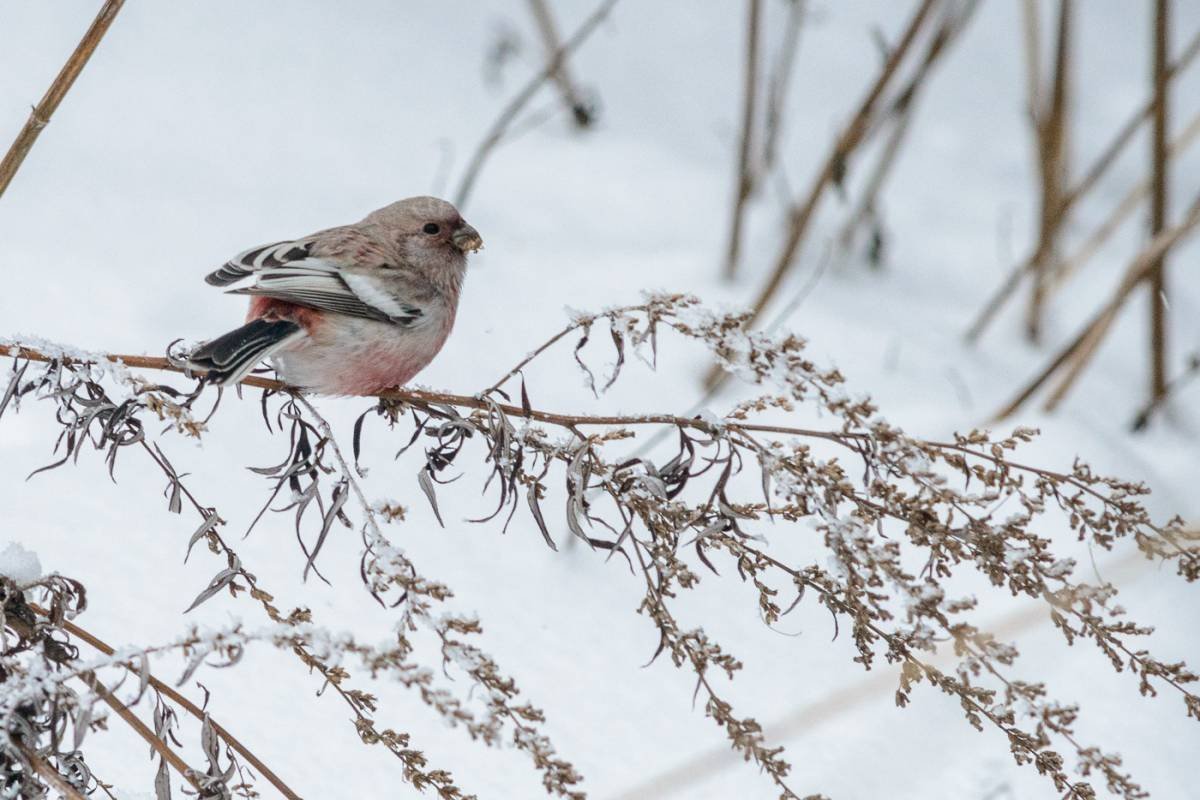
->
[187, 196, 481, 396]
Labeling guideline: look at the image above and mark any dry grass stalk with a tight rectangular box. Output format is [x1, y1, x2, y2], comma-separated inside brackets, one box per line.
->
[526, 0, 596, 128]
[35, 607, 302, 800]
[1048, 107, 1200, 297]
[835, 0, 981, 267]
[993, 187, 1200, 419]
[1026, 0, 1073, 344]
[705, 0, 941, 387]
[761, 0, 808, 177]
[723, 0, 763, 280]
[5, 294, 1198, 798]
[1131, 352, 1199, 431]
[16, 743, 89, 800]
[739, 0, 938, 318]
[455, 0, 619, 208]
[965, 22, 1200, 343]
[0, 0, 125, 201]
[80, 672, 205, 793]
[1148, 0, 1171, 404]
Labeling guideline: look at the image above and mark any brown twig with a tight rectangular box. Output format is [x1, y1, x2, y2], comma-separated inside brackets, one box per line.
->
[3, 339, 1156, 522]
[835, 0, 981, 266]
[723, 0, 762, 280]
[761, 0, 807, 176]
[15, 742, 89, 800]
[993, 187, 1200, 419]
[1026, 0, 1073, 344]
[526, 0, 595, 128]
[1149, 0, 1171, 404]
[965, 23, 1200, 343]
[1131, 352, 1199, 431]
[1048, 107, 1200, 296]
[454, 0, 619, 208]
[0, 0, 125, 201]
[705, 0, 939, 387]
[32, 607, 302, 800]
[79, 672, 203, 792]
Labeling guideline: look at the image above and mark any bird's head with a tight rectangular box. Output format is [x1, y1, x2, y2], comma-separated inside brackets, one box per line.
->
[367, 196, 483, 273]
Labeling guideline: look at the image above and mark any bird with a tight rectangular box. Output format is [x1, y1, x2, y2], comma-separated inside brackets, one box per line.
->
[186, 196, 482, 396]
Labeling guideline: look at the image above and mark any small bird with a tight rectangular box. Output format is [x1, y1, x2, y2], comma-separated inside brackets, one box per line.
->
[187, 196, 482, 396]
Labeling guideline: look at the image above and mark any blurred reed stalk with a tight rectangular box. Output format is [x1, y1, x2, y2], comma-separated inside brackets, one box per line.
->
[0, 0, 124, 201]
[835, 0, 981, 268]
[965, 24, 1200, 343]
[706, 0, 951, 389]
[527, 0, 596, 127]
[1148, 0, 1171, 406]
[993, 2, 1195, 420]
[722, 0, 763, 280]
[455, 0, 619, 208]
[994, 186, 1200, 420]
[1024, 0, 1073, 344]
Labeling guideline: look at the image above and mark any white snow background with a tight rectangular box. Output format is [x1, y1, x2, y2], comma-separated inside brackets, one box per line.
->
[1, 2, 1198, 798]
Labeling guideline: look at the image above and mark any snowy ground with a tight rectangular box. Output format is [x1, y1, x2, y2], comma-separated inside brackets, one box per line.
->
[1, 2, 1198, 798]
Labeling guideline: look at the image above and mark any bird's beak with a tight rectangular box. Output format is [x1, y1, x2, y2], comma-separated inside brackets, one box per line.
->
[451, 222, 483, 253]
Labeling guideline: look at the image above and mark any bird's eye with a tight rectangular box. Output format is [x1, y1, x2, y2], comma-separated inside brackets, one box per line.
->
[422, 223, 440, 235]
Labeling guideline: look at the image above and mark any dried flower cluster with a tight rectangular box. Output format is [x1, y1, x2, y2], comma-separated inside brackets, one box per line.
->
[0, 293, 1196, 798]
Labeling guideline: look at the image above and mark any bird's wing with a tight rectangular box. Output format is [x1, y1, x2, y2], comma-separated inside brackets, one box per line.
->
[206, 238, 425, 327]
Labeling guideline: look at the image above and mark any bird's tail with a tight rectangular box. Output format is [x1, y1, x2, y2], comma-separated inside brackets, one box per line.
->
[186, 318, 304, 386]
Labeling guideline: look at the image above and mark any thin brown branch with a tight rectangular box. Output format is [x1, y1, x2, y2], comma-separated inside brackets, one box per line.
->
[965, 22, 1200, 343]
[1026, 0, 1073, 343]
[723, 0, 763, 280]
[993, 187, 1200, 419]
[6, 339, 1175, 545]
[706, 0, 939, 386]
[526, 0, 595, 128]
[34, 607, 301, 800]
[454, 0, 619, 208]
[1131, 352, 1199, 431]
[835, 1, 981, 264]
[80, 672, 203, 792]
[0, 0, 125, 201]
[1149, 0, 1171, 403]
[15, 742, 89, 800]
[1020, 0, 1043, 128]
[761, 0, 807, 175]
[1048, 106, 1200, 296]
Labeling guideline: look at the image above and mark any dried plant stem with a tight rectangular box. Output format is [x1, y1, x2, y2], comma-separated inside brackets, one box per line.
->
[706, 0, 939, 386]
[965, 22, 1200, 343]
[0, 343, 840, 442]
[454, 0, 619, 208]
[761, 0, 807, 175]
[614, 544, 1156, 800]
[10, 339, 1186, 571]
[0, 0, 125, 201]
[1020, 0, 1042, 123]
[526, 0, 594, 128]
[1048, 106, 1200, 296]
[723, 0, 762, 280]
[835, 0, 980, 263]
[1149, 0, 1171, 404]
[1026, 0, 1073, 344]
[80, 672, 203, 792]
[1131, 352, 1199, 431]
[34, 608, 301, 800]
[15, 743, 90, 800]
[993, 187, 1200, 419]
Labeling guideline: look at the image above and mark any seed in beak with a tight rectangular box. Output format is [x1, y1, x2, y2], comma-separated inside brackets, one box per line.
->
[451, 223, 483, 253]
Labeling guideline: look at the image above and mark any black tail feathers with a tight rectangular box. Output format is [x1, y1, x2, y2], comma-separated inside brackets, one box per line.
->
[187, 318, 302, 386]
